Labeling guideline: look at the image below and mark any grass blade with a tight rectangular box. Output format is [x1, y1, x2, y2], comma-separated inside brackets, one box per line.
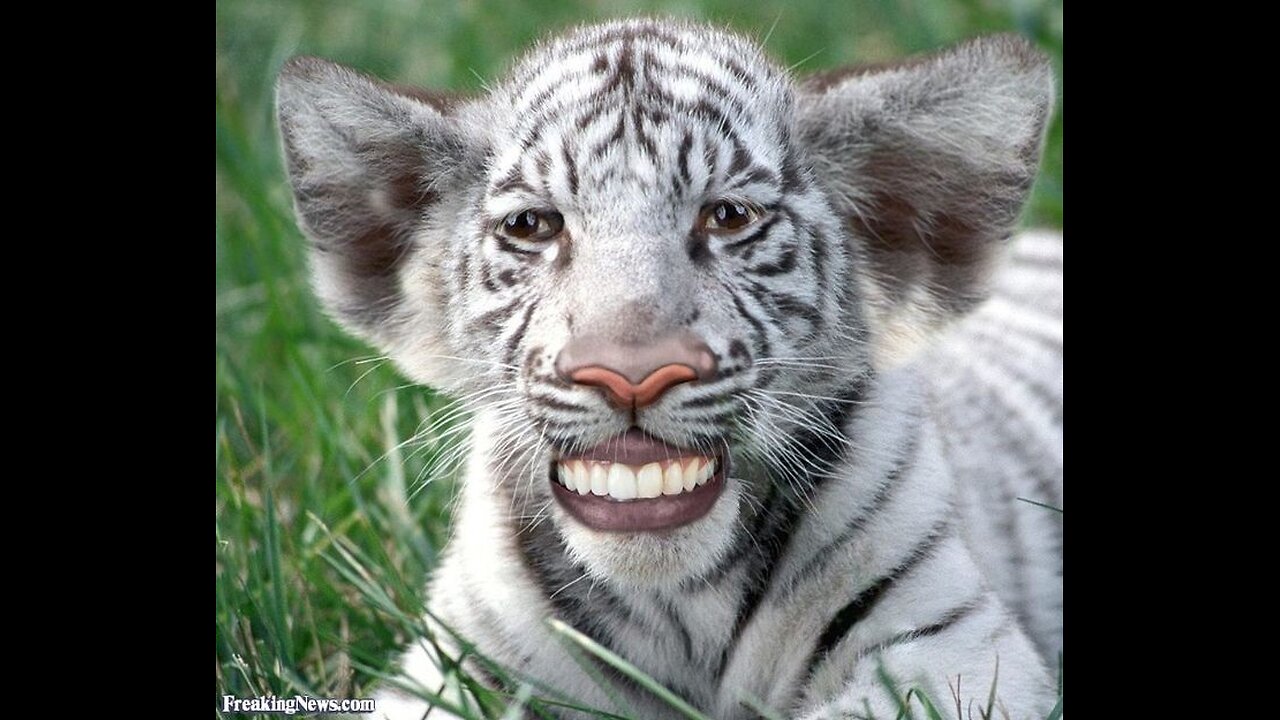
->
[547, 618, 713, 720]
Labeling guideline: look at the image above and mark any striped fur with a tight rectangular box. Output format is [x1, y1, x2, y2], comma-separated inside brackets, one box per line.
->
[277, 19, 1061, 719]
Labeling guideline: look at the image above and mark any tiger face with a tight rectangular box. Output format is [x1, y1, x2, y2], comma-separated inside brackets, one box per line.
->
[278, 19, 1051, 588]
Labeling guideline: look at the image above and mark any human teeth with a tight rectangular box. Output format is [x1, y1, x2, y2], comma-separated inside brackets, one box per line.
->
[558, 457, 718, 500]
[590, 463, 609, 496]
[637, 463, 663, 499]
[663, 463, 683, 495]
[683, 458, 700, 492]
[608, 464, 638, 500]
[697, 458, 715, 485]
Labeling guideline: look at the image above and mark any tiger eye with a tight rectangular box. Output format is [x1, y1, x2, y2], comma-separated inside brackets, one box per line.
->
[702, 201, 758, 232]
[500, 209, 565, 241]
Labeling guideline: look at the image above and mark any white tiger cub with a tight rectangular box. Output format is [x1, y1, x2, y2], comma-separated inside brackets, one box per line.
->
[277, 18, 1061, 719]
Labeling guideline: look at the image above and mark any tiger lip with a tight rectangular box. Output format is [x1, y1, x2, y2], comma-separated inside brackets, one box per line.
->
[550, 430, 728, 533]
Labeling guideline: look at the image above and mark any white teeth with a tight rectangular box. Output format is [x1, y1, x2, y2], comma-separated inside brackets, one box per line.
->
[697, 458, 715, 485]
[608, 464, 638, 500]
[663, 463, 683, 495]
[558, 456, 719, 501]
[682, 458, 700, 492]
[637, 463, 663, 499]
[590, 463, 608, 496]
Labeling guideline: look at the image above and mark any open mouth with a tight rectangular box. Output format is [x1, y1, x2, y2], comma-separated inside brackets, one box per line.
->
[549, 429, 727, 533]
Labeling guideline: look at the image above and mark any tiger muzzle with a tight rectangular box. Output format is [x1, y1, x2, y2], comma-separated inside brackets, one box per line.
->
[555, 330, 718, 409]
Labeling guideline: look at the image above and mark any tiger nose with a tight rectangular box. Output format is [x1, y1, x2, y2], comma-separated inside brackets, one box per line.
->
[555, 331, 718, 409]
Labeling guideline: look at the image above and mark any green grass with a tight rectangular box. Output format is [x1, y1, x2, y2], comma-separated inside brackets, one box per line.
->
[215, 1, 1063, 717]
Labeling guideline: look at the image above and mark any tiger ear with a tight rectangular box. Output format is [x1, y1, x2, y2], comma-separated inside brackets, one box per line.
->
[796, 35, 1053, 364]
[275, 56, 468, 348]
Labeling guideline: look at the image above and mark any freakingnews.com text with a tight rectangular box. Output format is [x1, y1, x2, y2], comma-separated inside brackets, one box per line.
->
[220, 695, 376, 715]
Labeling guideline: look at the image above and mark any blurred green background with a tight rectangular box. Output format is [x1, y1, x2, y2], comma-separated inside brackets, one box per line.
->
[215, 0, 1061, 714]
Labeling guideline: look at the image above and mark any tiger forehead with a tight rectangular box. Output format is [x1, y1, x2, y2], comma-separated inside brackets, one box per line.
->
[510, 23, 786, 101]
[495, 21, 794, 142]
[485, 22, 795, 208]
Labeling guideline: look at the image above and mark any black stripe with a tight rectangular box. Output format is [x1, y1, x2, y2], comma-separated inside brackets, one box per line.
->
[632, 104, 658, 158]
[747, 242, 798, 277]
[948, 371, 1062, 594]
[575, 102, 606, 131]
[537, 418, 601, 438]
[714, 496, 805, 678]
[687, 230, 712, 264]
[497, 268, 521, 288]
[998, 457, 1033, 624]
[808, 222, 829, 289]
[600, 38, 636, 96]
[723, 215, 781, 253]
[503, 300, 538, 367]
[780, 151, 807, 193]
[974, 313, 1063, 357]
[561, 141, 579, 196]
[852, 596, 986, 661]
[737, 165, 779, 188]
[516, 70, 585, 116]
[532, 150, 552, 192]
[514, 511, 643, 635]
[720, 55, 759, 93]
[727, 289, 773, 382]
[588, 113, 627, 159]
[491, 166, 535, 196]
[679, 391, 732, 409]
[528, 392, 589, 413]
[478, 259, 502, 292]
[695, 478, 779, 587]
[677, 130, 693, 186]
[691, 98, 732, 138]
[962, 365, 1063, 510]
[964, 326, 1063, 423]
[687, 408, 739, 427]
[728, 136, 752, 177]
[710, 380, 867, 676]
[511, 509, 665, 708]
[657, 595, 695, 662]
[681, 66, 749, 117]
[633, 49, 750, 118]
[783, 424, 920, 593]
[935, 379, 1034, 627]
[563, 24, 689, 57]
[645, 104, 671, 128]
[783, 377, 869, 495]
[807, 524, 952, 668]
[475, 295, 525, 333]
[745, 281, 821, 338]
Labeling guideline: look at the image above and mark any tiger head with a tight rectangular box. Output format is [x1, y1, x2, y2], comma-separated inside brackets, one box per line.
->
[277, 19, 1052, 589]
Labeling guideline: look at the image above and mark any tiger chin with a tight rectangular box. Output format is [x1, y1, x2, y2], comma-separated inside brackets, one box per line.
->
[278, 17, 1062, 720]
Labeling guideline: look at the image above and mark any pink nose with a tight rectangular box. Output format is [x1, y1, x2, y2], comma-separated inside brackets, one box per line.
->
[555, 331, 718, 409]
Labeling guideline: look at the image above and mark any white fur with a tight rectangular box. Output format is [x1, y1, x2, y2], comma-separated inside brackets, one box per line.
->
[277, 19, 1061, 720]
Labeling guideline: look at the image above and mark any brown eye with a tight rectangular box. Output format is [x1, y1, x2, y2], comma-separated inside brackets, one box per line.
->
[499, 209, 564, 241]
[701, 201, 759, 232]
